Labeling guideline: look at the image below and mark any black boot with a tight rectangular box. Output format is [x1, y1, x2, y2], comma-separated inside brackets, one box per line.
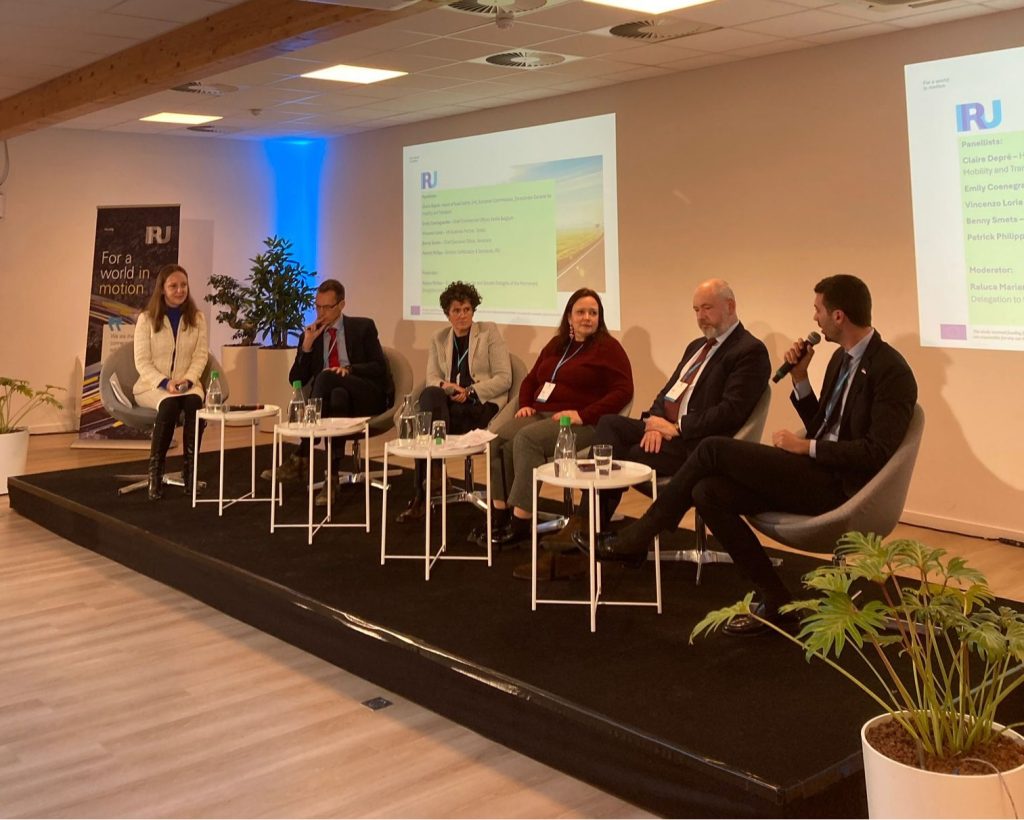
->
[182, 413, 205, 495]
[147, 418, 175, 501]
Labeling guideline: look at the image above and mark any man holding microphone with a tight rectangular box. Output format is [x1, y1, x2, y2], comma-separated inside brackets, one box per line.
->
[599, 275, 917, 636]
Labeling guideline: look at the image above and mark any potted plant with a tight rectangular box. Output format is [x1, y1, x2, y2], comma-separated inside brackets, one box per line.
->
[205, 273, 258, 346]
[0, 377, 64, 495]
[206, 273, 259, 405]
[691, 532, 1024, 818]
[247, 236, 316, 349]
[245, 236, 316, 428]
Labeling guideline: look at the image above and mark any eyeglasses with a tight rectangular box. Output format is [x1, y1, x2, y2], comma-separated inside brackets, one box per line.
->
[448, 306, 474, 317]
[315, 302, 339, 311]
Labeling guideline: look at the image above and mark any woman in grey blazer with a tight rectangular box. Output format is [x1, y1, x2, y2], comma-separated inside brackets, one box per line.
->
[397, 281, 512, 522]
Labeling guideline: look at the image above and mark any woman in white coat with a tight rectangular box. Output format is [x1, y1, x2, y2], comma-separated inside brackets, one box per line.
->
[133, 264, 209, 500]
[396, 280, 512, 522]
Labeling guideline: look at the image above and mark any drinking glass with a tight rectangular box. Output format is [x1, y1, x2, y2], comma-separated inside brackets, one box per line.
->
[304, 397, 322, 426]
[431, 420, 447, 446]
[593, 444, 613, 477]
[416, 411, 432, 446]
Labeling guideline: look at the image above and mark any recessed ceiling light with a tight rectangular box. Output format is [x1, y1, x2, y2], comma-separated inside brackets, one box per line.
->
[300, 64, 406, 84]
[140, 112, 223, 125]
[583, 0, 717, 14]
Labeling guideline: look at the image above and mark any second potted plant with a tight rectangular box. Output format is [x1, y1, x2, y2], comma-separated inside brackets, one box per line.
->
[692, 532, 1024, 818]
[0, 377, 64, 494]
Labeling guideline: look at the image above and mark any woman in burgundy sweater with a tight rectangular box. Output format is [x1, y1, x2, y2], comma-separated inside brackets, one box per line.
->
[474, 288, 633, 547]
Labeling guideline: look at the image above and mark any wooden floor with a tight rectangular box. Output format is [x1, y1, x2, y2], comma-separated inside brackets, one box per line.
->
[3, 432, 1022, 818]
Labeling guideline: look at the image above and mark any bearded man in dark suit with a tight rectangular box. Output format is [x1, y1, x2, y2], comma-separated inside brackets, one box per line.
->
[601, 275, 917, 636]
[527, 278, 770, 580]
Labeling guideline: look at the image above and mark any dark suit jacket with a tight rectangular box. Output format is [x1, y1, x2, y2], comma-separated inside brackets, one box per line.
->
[289, 315, 394, 406]
[648, 322, 771, 443]
[791, 331, 917, 496]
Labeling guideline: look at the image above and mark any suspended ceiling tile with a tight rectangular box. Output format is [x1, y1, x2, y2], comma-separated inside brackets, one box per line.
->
[451, 21, 577, 48]
[889, 3, 992, 26]
[613, 43, 705, 65]
[522, 1, 642, 31]
[737, 7, 869, 36]
[659, 26, 783, 52]
[667, 0, 813, 26]
[419, 60, 525, 80]
[399, 7, 495, 35]
[801, 21, 901, 43]
[727, 37, 817, 57]
[358, 51, 457, 73]
[106, 0, 234, 23]
[538, 32, 654, 57]
[656, 51, 740, 71]
[396, 36, 500, 60]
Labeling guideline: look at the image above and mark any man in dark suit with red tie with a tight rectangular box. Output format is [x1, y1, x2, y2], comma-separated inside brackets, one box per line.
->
[528, 279, 770, 579]
[275, 279, 393, 488]
[602, 275, 918, 635]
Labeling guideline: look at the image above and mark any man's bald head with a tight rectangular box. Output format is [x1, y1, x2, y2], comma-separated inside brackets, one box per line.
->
[692, 278, 738, 338]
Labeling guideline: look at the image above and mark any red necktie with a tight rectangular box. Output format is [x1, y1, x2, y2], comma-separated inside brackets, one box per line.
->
[664, 338, 717, 423]
[327, 328, 341, 369]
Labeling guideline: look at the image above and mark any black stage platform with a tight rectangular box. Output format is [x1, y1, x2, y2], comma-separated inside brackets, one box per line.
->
[11, 448, 890, 817]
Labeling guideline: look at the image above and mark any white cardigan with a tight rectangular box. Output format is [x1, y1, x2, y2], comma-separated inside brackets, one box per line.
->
[133, 310, 209, 409]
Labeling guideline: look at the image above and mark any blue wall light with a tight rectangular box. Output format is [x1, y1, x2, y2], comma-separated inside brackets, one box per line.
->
[263, 138, 327, 280]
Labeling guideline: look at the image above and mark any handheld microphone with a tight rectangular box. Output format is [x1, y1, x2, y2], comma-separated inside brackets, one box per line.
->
[772, 331, 821, 383]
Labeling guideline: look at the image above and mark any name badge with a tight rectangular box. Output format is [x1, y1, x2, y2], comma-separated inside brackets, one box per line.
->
[536, 381, 556, 403]
[664, 379, 687, 402]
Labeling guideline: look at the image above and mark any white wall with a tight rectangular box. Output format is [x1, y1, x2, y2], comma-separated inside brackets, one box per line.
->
[321, 8, 1024, 540]
[0, 129, 276, 431]
[1, 8, 1021, 539]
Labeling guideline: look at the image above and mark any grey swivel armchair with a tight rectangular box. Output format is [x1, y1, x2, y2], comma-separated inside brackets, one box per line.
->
[747, 404, 925, 554]
[99, 342, 228, 495]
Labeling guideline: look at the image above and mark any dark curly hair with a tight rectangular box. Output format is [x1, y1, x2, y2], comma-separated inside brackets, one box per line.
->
[439, 281, 482, 315]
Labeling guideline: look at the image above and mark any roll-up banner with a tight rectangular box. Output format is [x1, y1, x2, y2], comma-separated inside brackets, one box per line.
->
[73, 204, 181, 448]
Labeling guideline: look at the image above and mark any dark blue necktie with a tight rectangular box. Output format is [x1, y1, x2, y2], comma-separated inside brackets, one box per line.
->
[816, 353, 853, 439]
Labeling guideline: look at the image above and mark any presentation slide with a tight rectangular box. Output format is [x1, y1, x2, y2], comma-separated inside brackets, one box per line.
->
[906, 46, 1024, 351]
[402, 114, 620, 329]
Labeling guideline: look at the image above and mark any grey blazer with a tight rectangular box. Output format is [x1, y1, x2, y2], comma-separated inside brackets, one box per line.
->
[426, 320, 512, 409]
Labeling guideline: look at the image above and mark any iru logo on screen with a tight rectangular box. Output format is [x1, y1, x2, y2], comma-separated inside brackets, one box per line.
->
[420, 171, 438, 190]
[956, 100, 1003, 132]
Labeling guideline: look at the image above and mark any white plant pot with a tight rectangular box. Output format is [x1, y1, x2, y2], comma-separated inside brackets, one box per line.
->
[862, 713, 1024, 818]
[0, 428, 30, 495]
[221, 344, 259, 406]
[257, 347, 297, 433]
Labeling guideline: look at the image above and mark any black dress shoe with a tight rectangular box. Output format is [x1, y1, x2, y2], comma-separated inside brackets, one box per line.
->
[396, 496, 426, 523]
[471, 517, 530, 548]
[571, 529, 615, 553]
[593, 526, 653, 568]
[723, 605, 798, 637]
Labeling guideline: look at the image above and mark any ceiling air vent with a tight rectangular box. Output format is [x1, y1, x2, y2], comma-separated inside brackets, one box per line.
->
[833, 0, 957, 8]
[171, 81, 238, 96]
[187, 124, 238, 134]
[485, 50, 566, 69]
[448, 0, 546, 12]
[606, 19, 720, 42]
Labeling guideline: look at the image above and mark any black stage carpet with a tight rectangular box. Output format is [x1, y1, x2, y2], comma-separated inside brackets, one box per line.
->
[11, 447, 946, 817]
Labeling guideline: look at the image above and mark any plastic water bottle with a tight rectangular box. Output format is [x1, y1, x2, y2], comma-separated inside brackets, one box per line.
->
[397, 393, 416, 443]
[287, 380, 305, 427]
[553, 415, 576, 478]
[205, 370, 223, 412]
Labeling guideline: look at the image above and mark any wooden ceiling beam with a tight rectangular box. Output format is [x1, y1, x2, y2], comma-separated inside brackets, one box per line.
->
[0, 0, 446, 140]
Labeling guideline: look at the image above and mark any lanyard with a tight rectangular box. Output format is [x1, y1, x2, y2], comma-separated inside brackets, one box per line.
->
[453, 332, 470, 372]
[550, 340, 585, 383]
